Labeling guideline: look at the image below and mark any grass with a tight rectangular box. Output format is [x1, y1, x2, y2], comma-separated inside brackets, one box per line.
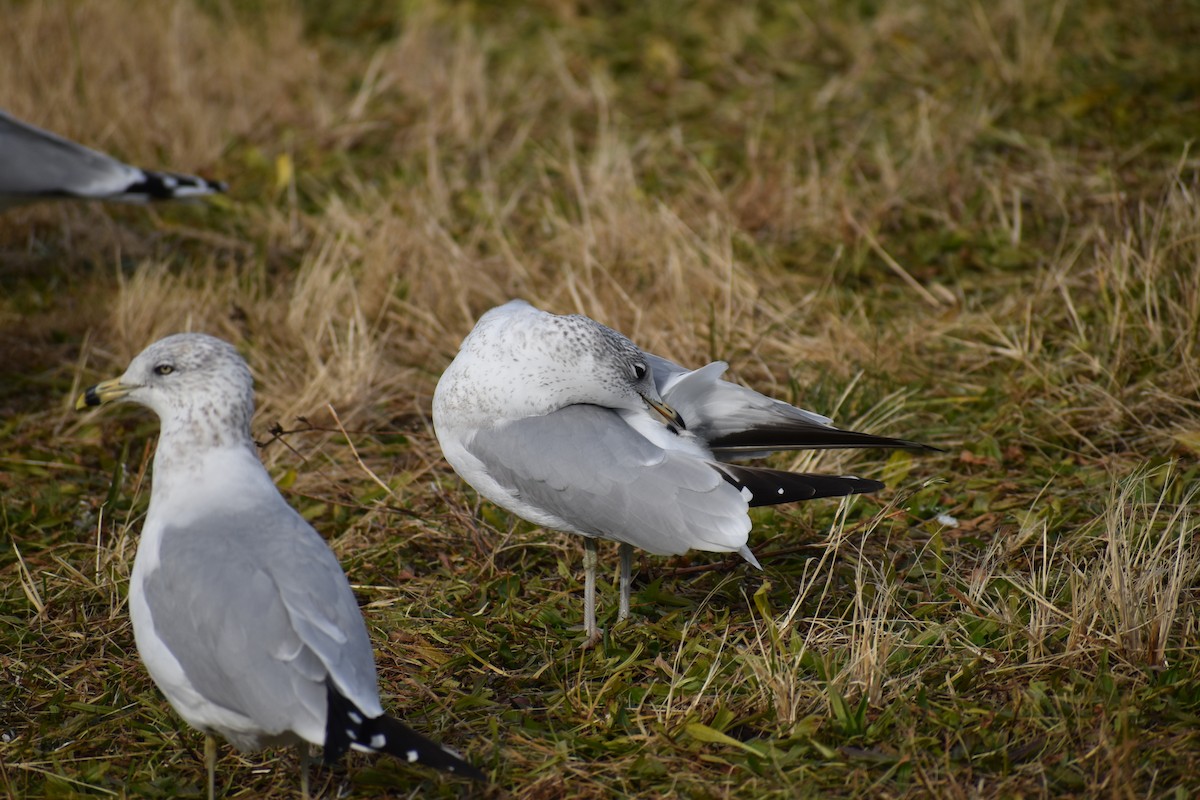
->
[3, 0, 1200, 796]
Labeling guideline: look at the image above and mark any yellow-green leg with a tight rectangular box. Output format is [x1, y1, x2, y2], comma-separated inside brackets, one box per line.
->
[204, 734, 217, 800]
[618, 542, 633, 621]
[298, 742, 312, 800]
[582, 538, 600, 647]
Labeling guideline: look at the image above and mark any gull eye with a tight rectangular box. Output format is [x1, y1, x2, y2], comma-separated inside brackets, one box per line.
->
[153, 364, 175, 376]
[632, 362, 647, 380]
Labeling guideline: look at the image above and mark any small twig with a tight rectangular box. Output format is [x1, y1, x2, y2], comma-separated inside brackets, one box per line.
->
[255, 417, 400, 451]
[659, 513, 899, 577]
[0, 458, 87, 471]
[0, 745, 16, 800]
[94, 505, 104, 586]
[327, 403, 396, 499]
[661, 542, 823, 577]
[286, 490, 423, 520]
[254, 418, 314, 459]
[11, 542, 45, 617]
[845, 212, 943, 308]
[2, 763, 117, 797]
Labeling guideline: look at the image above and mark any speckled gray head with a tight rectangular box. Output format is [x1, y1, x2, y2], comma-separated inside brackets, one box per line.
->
[76, 333, 256, 444]
[559, 313, 648, 385]
[453, 300, 685, 427]
[560, 314, 685, 426]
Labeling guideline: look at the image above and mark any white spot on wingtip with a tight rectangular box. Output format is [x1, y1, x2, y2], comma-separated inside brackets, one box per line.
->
[370, 734, 386, 749]
[348, 711, 363, 724]
[406, 749, 419, 763]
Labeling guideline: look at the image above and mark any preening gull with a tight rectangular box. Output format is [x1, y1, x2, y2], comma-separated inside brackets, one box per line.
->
[433, 300, 936, 645]
[77, 333, 483, 798]
[1, 109, 226, 208]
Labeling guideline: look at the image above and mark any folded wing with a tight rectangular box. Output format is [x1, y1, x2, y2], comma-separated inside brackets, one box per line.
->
[143, 500, 383, 742]
[465, 404, 754, 556]
[646, 353, 936, 457]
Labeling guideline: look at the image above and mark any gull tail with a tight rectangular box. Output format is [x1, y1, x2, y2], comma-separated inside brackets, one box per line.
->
[714, 463, 884, 508]
[738, 545, 763, 569]
[324, 680, 485, 781]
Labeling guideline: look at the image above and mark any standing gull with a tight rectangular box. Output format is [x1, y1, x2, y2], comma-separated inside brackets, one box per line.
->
[1, 109, 226, 208]
[433, 300, 936, 645]
[77, 334, 483, 798]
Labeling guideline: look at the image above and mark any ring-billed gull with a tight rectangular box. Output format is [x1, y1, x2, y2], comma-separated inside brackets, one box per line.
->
[433, 300, 936, 645]
[77, 333, 483, 798]
[1, 109, 226, 208]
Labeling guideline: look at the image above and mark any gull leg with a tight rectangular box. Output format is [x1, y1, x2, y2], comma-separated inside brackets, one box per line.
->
[618, 543, 633, 622]
[298, 742, 311, 800]
[205, 734, 217, 800]
[582, 537, 600, 647]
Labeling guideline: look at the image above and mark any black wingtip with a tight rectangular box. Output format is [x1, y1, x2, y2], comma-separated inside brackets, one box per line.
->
[125, 169, 227, 201]
[716, 463, 885, 507]
[375, 715, 487, 782]
[710, 426, 943, 455]
[324, 679, 486, 782]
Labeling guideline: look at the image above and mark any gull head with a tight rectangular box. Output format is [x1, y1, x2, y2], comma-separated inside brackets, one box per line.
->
[77, 333, 256, 443]
[522, 310, 684, 428]
[438, 300, 686, 429]
[572, 317, 684, 427]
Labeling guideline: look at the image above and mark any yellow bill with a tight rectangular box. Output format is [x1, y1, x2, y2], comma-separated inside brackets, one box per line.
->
[76, 378, 132, 411]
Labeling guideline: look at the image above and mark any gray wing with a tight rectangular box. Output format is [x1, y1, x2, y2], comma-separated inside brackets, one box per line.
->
[0, 110, 225, 206]
[466, 404, 752, 556]
[143, 498, 381, 736]
[645, 353, 935, 457]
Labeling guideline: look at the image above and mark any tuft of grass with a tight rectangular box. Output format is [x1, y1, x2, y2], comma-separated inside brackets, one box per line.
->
[4, 0, 1200, 797]
[1085, 465, 1199, 667]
